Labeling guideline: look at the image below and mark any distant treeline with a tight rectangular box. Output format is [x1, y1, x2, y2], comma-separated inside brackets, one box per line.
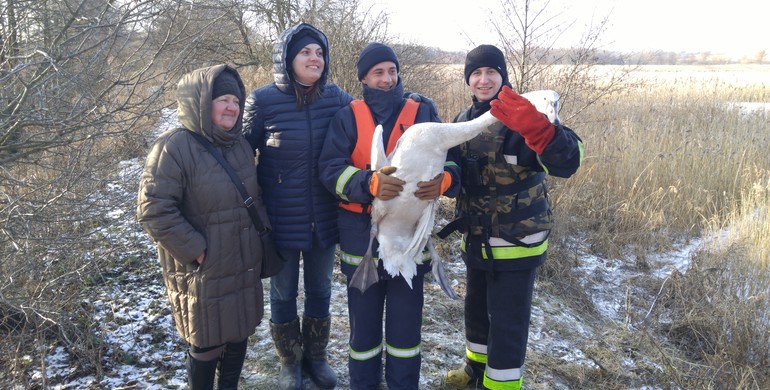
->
[406, 45, 768, 66]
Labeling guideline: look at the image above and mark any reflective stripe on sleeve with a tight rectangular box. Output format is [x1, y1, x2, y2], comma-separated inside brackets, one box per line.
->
[340, 251, 377, 266]
[578, 140, 585, 167]
[336, 166, 360, 201]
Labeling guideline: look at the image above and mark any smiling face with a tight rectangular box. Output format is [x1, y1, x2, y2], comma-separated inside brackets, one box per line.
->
[291, 43, 324, 85]
[211, 94, 240, 130]
[468, 66, 503, 102]
[361, 61, 398, 91]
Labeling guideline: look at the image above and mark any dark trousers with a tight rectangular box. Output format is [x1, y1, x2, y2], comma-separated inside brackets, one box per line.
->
[346, 273, 425, 390]
[465, 264, 538, 374]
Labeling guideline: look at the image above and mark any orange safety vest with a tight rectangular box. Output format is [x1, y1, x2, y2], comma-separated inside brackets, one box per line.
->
[339, 99, 419, 214]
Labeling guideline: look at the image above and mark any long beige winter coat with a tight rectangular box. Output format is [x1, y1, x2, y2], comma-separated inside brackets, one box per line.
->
[137, 65, 265, 348]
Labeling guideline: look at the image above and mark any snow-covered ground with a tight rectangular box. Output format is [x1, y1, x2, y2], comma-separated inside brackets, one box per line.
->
[23, 109, 705, 389]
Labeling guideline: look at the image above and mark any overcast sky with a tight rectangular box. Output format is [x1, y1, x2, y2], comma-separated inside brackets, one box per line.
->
[364, 0, 768, 56]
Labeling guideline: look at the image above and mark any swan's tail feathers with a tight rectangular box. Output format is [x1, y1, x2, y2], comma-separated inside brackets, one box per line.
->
[427, 236, 460, 300]
[404, 271, 414, 289]
[382, 254, 417, 289]
[349, 225, 380, 294]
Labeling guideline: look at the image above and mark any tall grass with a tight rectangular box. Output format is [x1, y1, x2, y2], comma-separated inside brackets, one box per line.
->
[545, 69, 770, 388]
[553, 78, 770, 258]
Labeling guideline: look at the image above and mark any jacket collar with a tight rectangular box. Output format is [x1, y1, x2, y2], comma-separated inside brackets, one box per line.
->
[468, 80, 512, 120]
[361, 77, 404, 124]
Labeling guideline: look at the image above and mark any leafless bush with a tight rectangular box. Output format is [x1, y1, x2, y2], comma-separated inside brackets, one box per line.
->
[0, 0, 396, 382]
[0, 0, 269, 382]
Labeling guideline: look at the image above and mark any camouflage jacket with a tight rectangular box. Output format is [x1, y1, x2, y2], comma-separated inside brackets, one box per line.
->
[450, 101, 583, 264]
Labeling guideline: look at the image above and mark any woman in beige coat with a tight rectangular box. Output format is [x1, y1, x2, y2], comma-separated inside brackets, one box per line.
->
[137, 64, 266, 389]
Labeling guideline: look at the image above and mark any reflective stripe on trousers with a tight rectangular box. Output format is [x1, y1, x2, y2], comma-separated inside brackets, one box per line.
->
[349, 342, 421, 360]
[484, 368, 524, 390]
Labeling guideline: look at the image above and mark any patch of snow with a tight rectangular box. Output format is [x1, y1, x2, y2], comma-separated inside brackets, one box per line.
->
[728, 101, 770, 115]
[571, 238, 700, 323]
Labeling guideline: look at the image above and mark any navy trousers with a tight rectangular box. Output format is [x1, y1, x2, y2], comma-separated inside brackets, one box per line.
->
[346, 268, 425, 390]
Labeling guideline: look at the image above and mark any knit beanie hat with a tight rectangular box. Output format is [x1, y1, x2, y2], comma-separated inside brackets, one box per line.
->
[357, 42, 400, 81]
[212, 70, 243, 101]
[464, 44, 508, 85]
[287, 30, 323, 64]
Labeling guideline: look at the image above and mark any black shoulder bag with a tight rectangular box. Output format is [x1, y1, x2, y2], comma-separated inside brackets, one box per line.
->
[189, 132, 285, 278]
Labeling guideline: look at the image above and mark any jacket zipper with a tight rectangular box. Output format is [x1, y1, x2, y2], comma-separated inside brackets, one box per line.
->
[304, 96, 316, 234]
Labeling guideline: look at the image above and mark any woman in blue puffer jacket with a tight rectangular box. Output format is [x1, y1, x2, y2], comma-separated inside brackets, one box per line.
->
[243, 22, 353, 390]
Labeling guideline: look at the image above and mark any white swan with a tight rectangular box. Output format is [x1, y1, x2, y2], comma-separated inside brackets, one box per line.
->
[350, 90, 560, 299]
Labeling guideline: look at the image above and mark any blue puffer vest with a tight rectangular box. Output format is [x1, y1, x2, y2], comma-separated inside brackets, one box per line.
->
[243, 23, 354, 250]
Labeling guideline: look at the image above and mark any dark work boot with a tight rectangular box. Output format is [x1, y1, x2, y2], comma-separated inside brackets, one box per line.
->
[186, 352, 218, 390]
[270, 318, 303, 390]
[218, 338, 248, 390]
[301, 315, 337, 389]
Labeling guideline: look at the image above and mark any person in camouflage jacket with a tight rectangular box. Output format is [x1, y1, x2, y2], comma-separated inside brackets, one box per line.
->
[442, 45, 583, 390]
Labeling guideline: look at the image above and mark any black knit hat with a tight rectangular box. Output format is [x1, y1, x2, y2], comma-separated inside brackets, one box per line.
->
[287, 30, 323, 64]
[357, 43, 400, 81]
[464, 44, 508, 85]
[212, 70, 243, 101]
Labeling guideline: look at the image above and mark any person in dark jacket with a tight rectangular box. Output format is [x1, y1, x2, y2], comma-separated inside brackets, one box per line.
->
[137, 65, 265, 390]
[442, 45, 583, 390]
[242, 23, 353, 390]
[319, 42, 461, 390]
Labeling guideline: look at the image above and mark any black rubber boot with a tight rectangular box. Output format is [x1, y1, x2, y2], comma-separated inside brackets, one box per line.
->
[186, 352, 218, 390]
[218, 338, 248, 390]
[270, 318, 303, 390]
[302, 315, 337, 389]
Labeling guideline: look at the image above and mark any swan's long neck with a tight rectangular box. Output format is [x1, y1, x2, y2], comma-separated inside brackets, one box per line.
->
[432, 111, 497, 150]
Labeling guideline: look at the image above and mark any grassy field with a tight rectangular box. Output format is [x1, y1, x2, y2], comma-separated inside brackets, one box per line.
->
[532, 64, 770, 388]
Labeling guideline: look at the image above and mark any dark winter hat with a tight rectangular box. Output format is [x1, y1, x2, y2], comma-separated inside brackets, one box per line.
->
[464, 44, 508, 85]
[212, 70, 243, 101]
[287, 30, 323, 64]
[357, 42, 400, 81]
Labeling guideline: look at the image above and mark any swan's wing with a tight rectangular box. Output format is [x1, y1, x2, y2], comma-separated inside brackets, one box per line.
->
[403, 200, 435, 261]
[371, 124, 388, 170]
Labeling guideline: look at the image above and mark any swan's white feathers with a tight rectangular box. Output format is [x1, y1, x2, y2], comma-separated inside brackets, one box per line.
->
[354, 90, 559, 296]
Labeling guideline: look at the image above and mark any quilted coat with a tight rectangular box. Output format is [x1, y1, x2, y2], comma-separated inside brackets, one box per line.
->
[243, 23, 354, 250]
[137, 64, 265, 348]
